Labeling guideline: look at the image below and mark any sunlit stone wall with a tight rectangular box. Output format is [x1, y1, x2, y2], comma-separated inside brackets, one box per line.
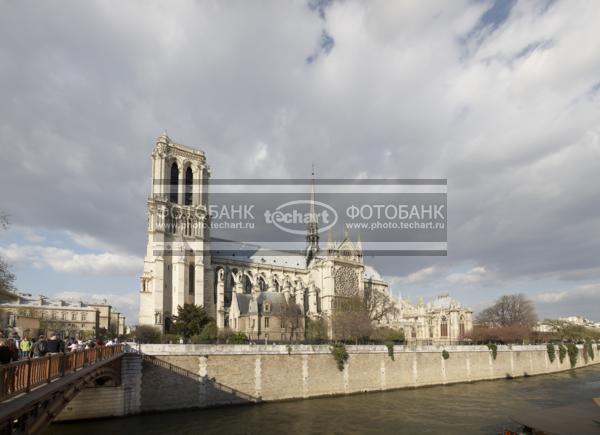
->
[56, 344, 599, 421]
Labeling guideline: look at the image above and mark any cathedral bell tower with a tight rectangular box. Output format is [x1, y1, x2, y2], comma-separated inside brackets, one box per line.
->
[138, 132, 213, 332]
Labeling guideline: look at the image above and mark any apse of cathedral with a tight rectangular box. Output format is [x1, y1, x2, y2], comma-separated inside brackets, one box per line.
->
[138, 133, 473, 342]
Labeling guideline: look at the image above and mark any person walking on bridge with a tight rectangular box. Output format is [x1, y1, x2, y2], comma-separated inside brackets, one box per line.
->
[0, 339, 15, 364]
[19, 336, 32, 359]
[31, 335, 48, 358]
[46, 334, 65, 354]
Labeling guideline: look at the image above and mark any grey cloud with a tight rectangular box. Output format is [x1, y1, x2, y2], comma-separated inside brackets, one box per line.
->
[1, 1, 600, 318]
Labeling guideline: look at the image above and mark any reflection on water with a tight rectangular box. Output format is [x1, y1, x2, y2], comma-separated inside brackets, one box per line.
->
[46, 365, 600, 435]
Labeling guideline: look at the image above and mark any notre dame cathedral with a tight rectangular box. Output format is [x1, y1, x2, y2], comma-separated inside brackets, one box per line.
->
[138, 133, 473, 343]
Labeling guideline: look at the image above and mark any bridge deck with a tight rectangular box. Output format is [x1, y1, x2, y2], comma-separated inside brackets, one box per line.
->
[0, 345, 125, 434]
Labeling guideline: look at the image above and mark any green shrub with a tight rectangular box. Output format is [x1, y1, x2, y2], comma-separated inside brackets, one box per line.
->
[586, 341, 595, 361]
[442, 350, 450, 360]
[487, 344, 497, 360]
[330, 342, 349, 371]
[171, 304, 211, 339]
[305, 318, 328, 344]
[229, 331, 248, 344]
[199, 321, 218, 342]
[371, 327, 405, 343]
[385, 342, 395, 361]
[161, 333, 181, 344]
[558, 344, 567, 363]
[566, 343, 578, 368]
[134, 325, 162, 344]
[546, 343, 556, 363]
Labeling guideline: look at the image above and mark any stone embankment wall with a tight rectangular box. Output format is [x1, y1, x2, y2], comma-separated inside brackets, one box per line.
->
[55, 352, 142, 421]
[57, 344, 600, 421]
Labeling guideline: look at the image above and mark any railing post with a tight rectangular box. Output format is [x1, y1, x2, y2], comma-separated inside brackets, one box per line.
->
[46, 356, 51, 384]
[26, 358, 32, 392]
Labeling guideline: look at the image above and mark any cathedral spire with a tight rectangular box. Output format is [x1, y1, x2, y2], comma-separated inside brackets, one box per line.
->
[306, 164, 319, 267]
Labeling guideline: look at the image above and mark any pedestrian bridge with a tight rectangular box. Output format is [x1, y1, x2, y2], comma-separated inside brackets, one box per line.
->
[0, 345, 125, 434]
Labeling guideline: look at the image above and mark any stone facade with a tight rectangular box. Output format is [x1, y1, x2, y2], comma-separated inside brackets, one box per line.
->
[138, 133, 473, 342]
[0, 293, 99, 338]
[0, 289, 127, 338]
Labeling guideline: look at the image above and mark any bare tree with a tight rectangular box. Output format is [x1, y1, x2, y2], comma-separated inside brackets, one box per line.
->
[476, 294, 538, 327]
[363, 285, 399, 323]
[0, 213, 15, 294]
[279, 301, 303, 342]
[332, 296, 373, 344]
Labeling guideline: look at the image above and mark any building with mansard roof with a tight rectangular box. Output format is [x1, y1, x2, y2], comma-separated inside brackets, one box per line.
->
[138, 133, 472, 343]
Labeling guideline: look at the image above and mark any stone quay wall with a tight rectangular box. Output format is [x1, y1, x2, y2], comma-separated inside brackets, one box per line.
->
[57, 344, 600, 421]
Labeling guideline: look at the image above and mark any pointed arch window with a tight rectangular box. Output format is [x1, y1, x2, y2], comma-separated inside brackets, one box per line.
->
[440, 316, 448, 337]
[185, 167, 193, 205]
[170, 162, 179, 204]
[243, 275, 252, 294]
[189, 263, 195, 296]
[258, 276, 267, 292]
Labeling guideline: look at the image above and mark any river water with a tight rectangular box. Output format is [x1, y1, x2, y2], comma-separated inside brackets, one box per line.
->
[45, 365, 600, 435]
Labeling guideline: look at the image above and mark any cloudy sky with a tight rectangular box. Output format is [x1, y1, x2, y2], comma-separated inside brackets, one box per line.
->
[1, 0, 600, 323]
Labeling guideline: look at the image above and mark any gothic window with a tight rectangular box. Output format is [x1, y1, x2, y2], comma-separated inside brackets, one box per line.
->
[440, 316, 448, 337]
[264, 302, 271, 313]
[81, 312, 87, 322]
[459, 315, 465, 337]
[189, 263, 195, 296]
[258, 276, 267, 292]
[185, 167, 193, 205]
[264, 317, 270, 328]
[72, 312, 77, 321]
[170, 162, 179, 204]
[243, 275, 252, 294]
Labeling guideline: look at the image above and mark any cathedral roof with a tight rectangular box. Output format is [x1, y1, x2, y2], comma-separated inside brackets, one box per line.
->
[430, 294, 465, 310]
[212, 241, 307, 269]
[235, 291, 293, 316]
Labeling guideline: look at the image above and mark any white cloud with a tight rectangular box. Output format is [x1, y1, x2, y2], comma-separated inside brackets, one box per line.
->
[392, 266, 437, 285]
[0, 243, 141, 275]
[66, 231, 116, 252]
[446, 266, 487, 284]
[535, 283, 600, 304]
[1, 1, 600, 318]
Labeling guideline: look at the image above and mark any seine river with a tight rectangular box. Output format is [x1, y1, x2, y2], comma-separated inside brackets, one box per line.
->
[46, 365, 600, 435]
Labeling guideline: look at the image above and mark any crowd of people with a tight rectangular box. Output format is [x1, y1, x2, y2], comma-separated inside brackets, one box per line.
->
[0, 332, 121, 364]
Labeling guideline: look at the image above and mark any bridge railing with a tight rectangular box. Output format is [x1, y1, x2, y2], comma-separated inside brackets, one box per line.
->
[0, 344, 124, 402]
